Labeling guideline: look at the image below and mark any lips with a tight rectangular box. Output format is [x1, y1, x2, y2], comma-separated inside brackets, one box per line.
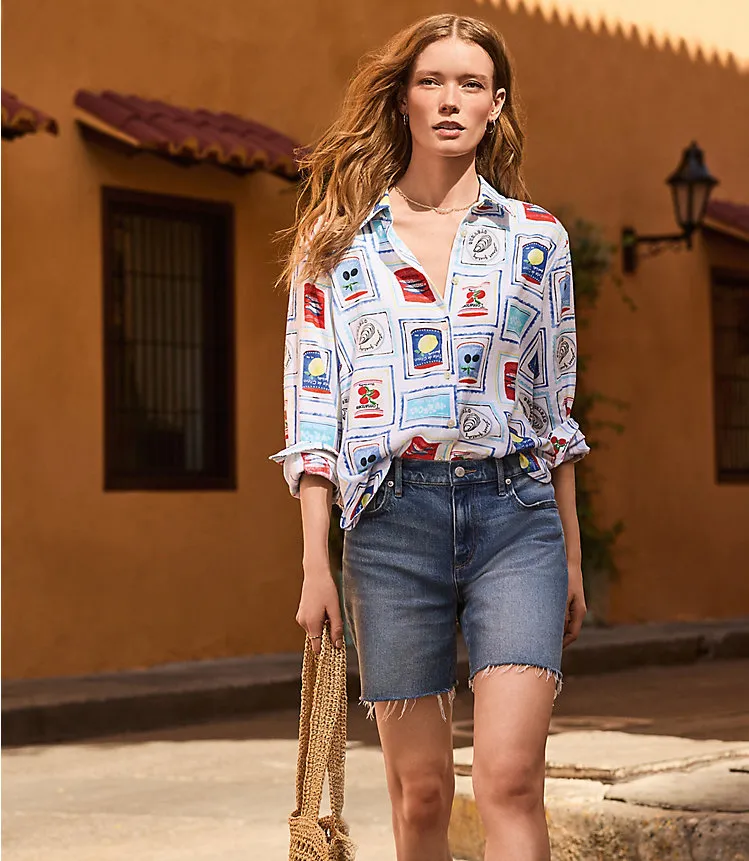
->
[434, 122, 464, 130]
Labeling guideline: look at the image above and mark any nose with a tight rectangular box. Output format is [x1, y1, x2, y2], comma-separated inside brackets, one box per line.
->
[439, 83, 461, 113]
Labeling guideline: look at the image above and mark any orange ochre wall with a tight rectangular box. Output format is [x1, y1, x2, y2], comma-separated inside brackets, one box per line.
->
[3, 0, 748, 679]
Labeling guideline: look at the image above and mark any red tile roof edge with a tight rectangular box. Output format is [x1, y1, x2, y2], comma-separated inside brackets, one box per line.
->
[1, 89, 59, 137]
[74, 89, 303, 179]
[705, 199, 749, 241]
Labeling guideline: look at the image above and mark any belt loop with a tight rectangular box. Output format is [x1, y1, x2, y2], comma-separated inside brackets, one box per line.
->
[494, 456, 505, 495]
[394, 457, 403, 497]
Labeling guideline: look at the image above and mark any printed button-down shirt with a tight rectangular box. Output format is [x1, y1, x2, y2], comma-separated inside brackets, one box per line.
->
[270, 173, 590, 530]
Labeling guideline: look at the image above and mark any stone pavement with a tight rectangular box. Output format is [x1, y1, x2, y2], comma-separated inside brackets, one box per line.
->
[3, 659, 749, 861]
[4, 617, 749, 747]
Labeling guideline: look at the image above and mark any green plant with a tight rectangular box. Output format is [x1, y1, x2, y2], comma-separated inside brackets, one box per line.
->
[564, 213, 635, 624]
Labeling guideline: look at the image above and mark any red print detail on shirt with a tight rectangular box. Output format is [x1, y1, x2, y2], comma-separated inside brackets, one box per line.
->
[395, 267, 437, 303]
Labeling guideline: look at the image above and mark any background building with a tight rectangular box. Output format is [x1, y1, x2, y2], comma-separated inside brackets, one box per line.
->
[3, 0, 748, 680]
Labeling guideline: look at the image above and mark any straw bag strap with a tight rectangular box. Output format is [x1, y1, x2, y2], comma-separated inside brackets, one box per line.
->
[294, 622, 348, 821]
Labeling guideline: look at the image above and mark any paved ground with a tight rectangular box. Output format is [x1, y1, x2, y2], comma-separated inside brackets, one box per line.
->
[3, 659, 748, 860]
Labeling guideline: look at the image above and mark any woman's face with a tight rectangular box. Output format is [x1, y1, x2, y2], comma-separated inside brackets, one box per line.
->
[399, 37, 506, 156]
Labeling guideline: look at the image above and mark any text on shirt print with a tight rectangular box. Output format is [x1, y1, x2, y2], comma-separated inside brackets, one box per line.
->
[350, 311, 394, 357]
[453, 271, 500, 325]
[499, 295, 540, 345]
[459, 224, 507, 265]
[347, 366, 395, 427]
[459, 403, 503, 442]
[400, 318, 452, 378]
[517, 390, 551, 436]
[394, 266, 438, 304]
[401, 385, 458, 430]
[553, 327, 577, 380]
[455, 333, 492, 391]
[512, 233, 556, 296]
[550, 266, 574, 327]
[303, 282, 327, 329]
[282, 386, 297, 445]
[521, 202, 559, 224]
[332, 251, 378, 308]
[300, 343, 334, 398]
[518, 328, 548, 390]
[345, 432, 390, 474]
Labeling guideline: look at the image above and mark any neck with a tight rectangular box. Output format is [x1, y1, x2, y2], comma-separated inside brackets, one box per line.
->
[394, 153, 480, 210]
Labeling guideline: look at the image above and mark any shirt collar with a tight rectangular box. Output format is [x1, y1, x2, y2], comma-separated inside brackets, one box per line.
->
[359, 173, 515, 230]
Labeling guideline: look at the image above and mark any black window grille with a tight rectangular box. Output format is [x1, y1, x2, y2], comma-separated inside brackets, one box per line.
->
[711, 268, 749, 482]
[103, 188, 235, 490]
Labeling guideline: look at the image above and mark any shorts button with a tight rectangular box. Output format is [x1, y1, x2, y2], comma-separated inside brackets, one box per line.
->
[387, 480, 394, 487]
[454, 466, 466, 477]
[505, 477, 512, 484]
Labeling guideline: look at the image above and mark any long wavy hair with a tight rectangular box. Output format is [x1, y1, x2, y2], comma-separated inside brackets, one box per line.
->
[273, 13, 530, 291]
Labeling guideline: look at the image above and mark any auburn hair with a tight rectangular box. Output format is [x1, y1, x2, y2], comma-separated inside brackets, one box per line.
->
[273, 13, 530, 291]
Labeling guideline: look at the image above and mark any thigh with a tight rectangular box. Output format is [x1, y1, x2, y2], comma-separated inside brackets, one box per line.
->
[342, 475, 458, 704]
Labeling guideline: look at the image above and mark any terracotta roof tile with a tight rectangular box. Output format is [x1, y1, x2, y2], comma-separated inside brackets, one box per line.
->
[2, 89, 59, 140]
[705, 199, 749, 241]
[74, 89, 302, 179]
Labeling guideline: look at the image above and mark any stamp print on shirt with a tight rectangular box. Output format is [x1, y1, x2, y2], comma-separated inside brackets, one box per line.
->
[458, 403, 504, 443]
[300, 343, 334, 398]
[453, 271, 500, 325]
[518, 328, 548, 390]
[553, 328, 577, 380]
[350, 311, 394, 357]
[303, 282, 328, 329]
[347, 367, 395, 427]
[401, 385, 457, 430]
[400, 318, 452, 378]
[512, 234, 556, 296]
[550, 267, 574, 327]
[394, 266, 439, 305]
[332, 251, 377, 309]
[459, 224, 507, 265]
[498, 354, 519, 404]
[521, 202, 559, 224]
[455, 333, 492, 391]
[499, 295, 540, 345]
[346, 432, 390, 475]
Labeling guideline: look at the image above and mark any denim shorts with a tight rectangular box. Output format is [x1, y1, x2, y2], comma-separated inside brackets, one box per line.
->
[341, 453, 569, 717]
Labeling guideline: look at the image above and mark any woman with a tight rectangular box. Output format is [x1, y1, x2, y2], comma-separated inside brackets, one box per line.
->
[270, 13, 590, 861]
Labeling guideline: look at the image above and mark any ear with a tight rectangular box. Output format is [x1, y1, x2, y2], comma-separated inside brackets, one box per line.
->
[396, 84, 408, 115]
[491, 88, 507, 121]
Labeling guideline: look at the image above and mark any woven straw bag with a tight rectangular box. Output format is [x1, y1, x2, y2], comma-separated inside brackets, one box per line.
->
[288, 621, 357, 861]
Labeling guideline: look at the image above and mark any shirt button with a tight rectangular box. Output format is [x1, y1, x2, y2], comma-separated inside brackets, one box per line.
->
[447, 419, 456, 428]
[454, 465, 466, 477]
[444, 370, 451, 379]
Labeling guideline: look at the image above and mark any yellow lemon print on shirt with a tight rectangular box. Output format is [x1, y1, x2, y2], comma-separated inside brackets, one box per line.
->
[307, 357, 325, 376]
[527, 248, 545, 266]
[417, 334, 438, 354]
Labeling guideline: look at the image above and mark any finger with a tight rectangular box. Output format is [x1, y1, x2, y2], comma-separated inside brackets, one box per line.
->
[327, 606, 345, 650]
[307, 621, 326, 655]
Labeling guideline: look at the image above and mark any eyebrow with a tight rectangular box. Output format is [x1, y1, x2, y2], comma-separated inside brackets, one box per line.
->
[414, 70, 492, 83]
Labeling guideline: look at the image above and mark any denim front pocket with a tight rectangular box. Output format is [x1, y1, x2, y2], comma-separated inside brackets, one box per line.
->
[507, 471, 557, 510]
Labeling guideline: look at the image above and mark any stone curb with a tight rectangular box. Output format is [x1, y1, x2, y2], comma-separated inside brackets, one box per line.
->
[3, 617, 749, 747]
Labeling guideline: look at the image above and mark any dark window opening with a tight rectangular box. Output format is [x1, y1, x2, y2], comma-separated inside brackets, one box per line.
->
[712, 268, 749, 483]
[103, 188, 235, 490]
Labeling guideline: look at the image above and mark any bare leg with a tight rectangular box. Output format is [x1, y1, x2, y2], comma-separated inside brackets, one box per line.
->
[471, 666, 558, 861]
[374, 691, 456, 861]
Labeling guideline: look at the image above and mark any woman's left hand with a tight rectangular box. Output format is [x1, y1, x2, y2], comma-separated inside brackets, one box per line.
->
[563, 562, 587, 648]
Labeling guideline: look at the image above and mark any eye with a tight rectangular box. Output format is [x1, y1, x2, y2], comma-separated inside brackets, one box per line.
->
[465, 81, 484, 89]
[418, 77, 437, 86]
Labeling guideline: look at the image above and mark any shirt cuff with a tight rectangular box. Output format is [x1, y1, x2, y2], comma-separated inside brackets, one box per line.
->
[537, 417, 591, 469]
[268, 444, 340, 498]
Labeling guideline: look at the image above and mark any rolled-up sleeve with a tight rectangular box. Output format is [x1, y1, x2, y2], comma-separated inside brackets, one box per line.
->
[533, 226, 590, 469]
[268, 260, 341, 496]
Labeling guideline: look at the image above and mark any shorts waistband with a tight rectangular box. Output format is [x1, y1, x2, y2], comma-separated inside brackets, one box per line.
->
[390, 452, 527, 493]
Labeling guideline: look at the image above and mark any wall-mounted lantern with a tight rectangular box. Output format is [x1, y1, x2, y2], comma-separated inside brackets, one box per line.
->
[622, 142, 719, 274]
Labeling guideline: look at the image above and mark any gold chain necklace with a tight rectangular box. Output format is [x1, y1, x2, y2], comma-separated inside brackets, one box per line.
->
[392, 183, 480, 215]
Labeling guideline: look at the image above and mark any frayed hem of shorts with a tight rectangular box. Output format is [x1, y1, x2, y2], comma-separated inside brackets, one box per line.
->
[468, 663, 563, 702]
[359, 686, 457, 722]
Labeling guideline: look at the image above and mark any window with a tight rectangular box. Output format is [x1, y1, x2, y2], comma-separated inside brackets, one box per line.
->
[711, 269, 749, 482]
[103, 188, 235, 490]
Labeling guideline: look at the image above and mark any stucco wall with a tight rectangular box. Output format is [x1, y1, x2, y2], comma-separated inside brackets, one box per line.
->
[3, 0, 748, 678]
